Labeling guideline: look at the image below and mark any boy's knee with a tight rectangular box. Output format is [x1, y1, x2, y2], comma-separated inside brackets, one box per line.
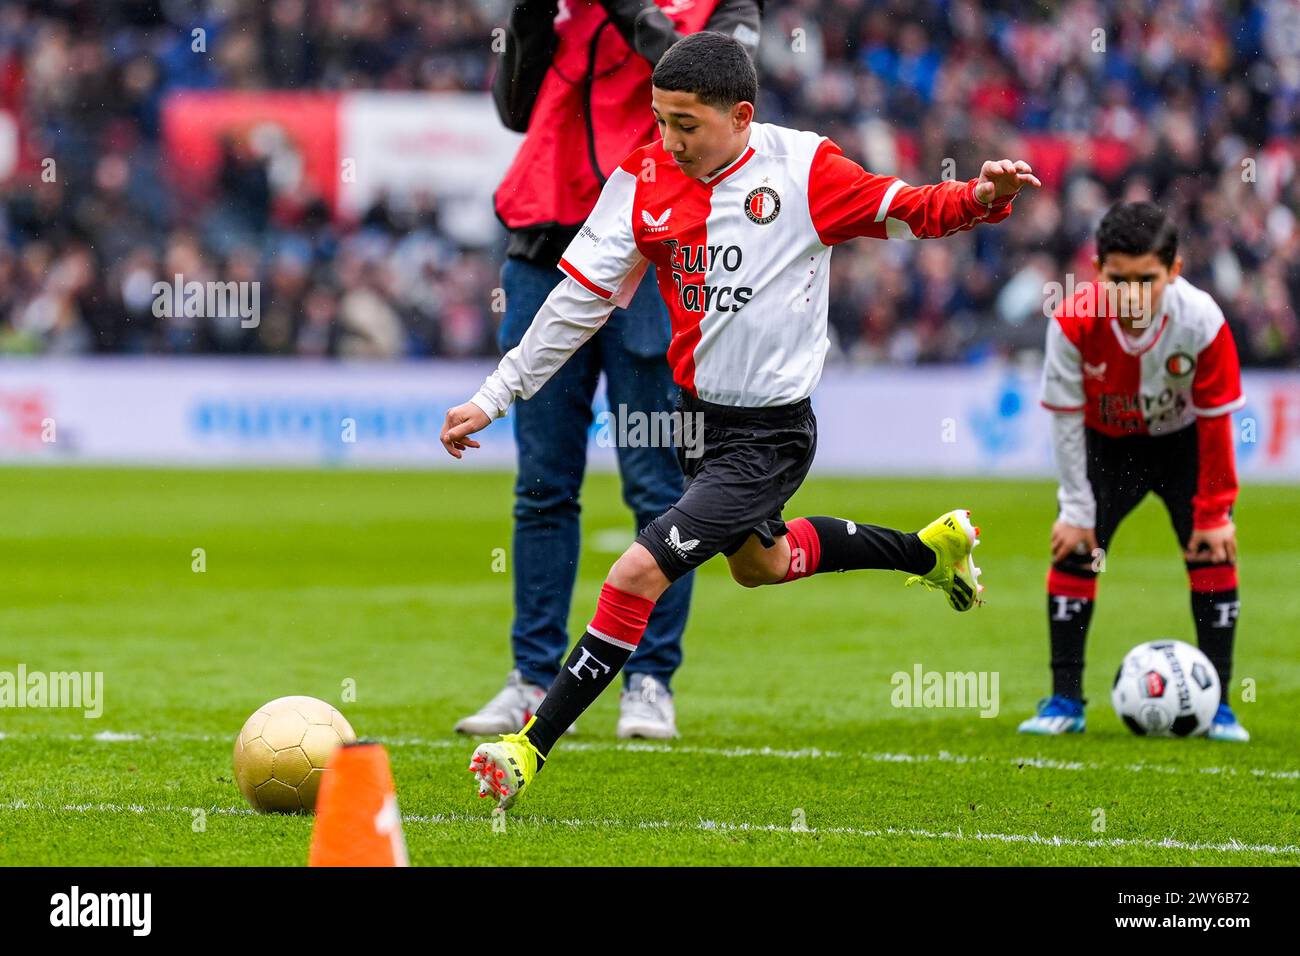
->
[608, 544, 671, 598]
[728, 551, 787, 588]
[1052, 552, 1097, 580]
[729, 564, 770, 588]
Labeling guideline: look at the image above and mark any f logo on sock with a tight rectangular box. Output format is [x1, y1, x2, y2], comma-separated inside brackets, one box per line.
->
[1051, 596, 1086, 621]
[1212, 600, 1241, 628]
[568, 646, 611, 681]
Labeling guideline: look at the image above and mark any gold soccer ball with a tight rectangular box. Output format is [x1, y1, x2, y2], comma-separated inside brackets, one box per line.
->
[233, 696, 357, 813]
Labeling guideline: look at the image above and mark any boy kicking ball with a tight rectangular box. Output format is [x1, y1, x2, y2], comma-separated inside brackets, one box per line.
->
[441, 32, 1038, 808]
[1020, 201, 1249, 741]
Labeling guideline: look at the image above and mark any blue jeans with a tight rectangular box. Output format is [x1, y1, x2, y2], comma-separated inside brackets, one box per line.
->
[500, 257, 693, 692]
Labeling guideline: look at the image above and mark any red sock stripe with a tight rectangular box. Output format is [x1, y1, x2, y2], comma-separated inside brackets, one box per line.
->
[1188, 564, 1238, 592]
[781, 517, 821, 582]
[588, 582, 656, 647]
[1047, 567, 1097, 601]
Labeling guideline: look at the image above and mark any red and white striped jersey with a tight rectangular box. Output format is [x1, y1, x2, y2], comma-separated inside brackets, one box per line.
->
[557, 121, 1014, 407]
[1040, 276, 1245, 437]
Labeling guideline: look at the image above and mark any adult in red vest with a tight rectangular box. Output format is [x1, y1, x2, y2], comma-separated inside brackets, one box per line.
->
[455, 2, 762, 740]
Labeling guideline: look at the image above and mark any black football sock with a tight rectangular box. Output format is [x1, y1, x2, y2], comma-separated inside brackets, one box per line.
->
[782, 516, 935, 579]
[523, 582, 655, 760]
[526, 630, 634, 760]
[1046, 566, 1097, 702]
[1048, 594, 1093, 701]
[1191, 583, 1239, 705]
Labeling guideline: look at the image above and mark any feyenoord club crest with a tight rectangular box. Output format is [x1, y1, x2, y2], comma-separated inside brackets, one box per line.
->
[744, 186, 781, 224]
[1165, 351, 1196, 377]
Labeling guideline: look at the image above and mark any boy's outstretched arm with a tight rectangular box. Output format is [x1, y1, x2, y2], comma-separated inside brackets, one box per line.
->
[440, 277, 615, 458]
[808, 138, 1040, 245]
[442, 161, 648, 458]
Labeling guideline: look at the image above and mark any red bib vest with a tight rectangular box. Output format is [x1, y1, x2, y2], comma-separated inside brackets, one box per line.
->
[494, 0, 721, 230]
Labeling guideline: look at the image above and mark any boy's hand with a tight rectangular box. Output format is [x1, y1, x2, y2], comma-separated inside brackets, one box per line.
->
[975, 159, 1042, 205]
[1185, 522, 1237, 564]
[1051, 521, 1098, 564]
[440, 402, 491, 459]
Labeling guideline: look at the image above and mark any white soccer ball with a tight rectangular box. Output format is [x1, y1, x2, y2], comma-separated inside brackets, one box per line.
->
[1111, 640, 1220, 737]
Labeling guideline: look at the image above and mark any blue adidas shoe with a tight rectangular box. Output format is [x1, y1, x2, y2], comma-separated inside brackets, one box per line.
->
[1017, 695, 1086, 735]
[1206, 703, 1250, 742]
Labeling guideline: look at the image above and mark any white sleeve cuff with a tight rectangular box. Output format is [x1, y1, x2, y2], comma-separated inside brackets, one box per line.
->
[469, 391, 507, 422]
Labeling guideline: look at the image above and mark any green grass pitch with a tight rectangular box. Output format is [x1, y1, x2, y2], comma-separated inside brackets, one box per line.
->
[0, 466, 1296, 866]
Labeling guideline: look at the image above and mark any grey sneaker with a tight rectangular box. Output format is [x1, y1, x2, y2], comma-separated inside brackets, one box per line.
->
[454, 670, 547, 736]
[617, 674, 679, 739]
[454, 670, 578, 736]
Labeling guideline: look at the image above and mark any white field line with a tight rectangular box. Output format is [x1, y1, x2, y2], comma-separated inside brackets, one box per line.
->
[3, 731, 1296, 782]
[0, 799, 1295, 857]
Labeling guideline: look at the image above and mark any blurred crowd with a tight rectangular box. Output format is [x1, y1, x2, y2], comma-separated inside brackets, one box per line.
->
[1, 0, 1298, 366]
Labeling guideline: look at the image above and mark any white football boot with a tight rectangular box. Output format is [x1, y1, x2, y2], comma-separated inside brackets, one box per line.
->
[1017, 695, 1086, 734]
[454, 670, 577, 736]
[1206, 703, 1250, 742]
[617, 674, 679, 739]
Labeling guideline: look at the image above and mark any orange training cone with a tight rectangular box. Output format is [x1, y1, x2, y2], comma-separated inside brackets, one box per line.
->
[309, 741, 409, 867]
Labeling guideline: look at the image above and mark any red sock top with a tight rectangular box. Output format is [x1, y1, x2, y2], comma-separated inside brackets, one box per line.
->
[589, 582, 657, 648]
[781, 517, 822, 582]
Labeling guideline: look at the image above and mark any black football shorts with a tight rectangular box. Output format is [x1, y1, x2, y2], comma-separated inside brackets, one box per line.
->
[1053, 423, 1210, 580]
[1085, 424, 1200, 552]
[636, 393, 817, 582]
